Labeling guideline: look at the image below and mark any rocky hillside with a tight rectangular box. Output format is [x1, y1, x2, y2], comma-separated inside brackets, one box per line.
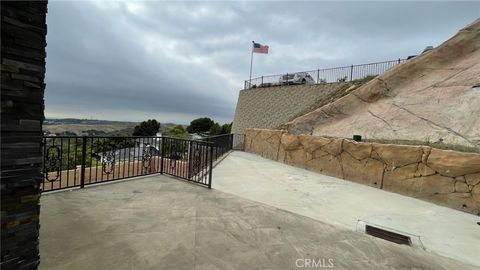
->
[286, 19, 480, 149]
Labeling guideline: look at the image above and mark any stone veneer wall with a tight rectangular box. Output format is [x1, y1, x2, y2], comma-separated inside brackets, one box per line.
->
[245, 128, 480, 215]
[231, 83, 351, 134]
[1, 1, 48, 268]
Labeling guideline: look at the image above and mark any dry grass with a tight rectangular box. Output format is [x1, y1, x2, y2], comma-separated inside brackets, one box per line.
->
[282, 76, 377, 127]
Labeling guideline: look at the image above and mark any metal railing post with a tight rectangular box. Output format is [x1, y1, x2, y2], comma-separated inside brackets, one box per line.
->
[188, 140, 193, 178]
[160, 137, 164, 174]
[350, 65, 354, 81]
[261, 76, 263, 85]
[317, 69, 319, 83]
[80, 136, 87, 188]
[208, 144, 213, 189]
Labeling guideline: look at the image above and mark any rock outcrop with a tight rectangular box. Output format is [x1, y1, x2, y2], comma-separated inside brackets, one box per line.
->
[286, 19, 480, 149]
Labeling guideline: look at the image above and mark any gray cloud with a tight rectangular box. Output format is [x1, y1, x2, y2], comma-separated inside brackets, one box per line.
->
[45, 1, 479, 124]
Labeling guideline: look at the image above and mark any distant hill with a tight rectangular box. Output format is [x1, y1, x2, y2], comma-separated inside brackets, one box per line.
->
[44, 118, 138, 126]
[43, 118, 181, 136]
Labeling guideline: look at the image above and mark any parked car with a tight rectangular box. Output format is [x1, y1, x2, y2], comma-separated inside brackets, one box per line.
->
[422, 46, 434, 53]
[279, 72, 315, 85]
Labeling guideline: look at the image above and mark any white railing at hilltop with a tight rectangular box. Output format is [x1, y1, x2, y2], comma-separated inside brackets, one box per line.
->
[244, 58, 407, 89]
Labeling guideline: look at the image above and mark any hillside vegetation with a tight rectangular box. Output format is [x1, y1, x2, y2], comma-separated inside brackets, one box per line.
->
[43, 119, 178, 136]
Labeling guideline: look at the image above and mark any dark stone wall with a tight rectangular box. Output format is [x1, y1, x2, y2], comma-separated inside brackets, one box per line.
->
[1, 1, 47, 269]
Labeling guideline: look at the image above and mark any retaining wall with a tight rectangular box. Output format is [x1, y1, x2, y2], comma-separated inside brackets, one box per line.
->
[245, 128, 480, 215]
[232, 83, 351, 134]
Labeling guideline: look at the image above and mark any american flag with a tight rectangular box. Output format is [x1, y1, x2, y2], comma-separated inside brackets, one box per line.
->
[253, 42, 269, 54]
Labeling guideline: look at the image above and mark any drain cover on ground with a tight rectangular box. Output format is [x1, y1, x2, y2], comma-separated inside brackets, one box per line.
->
[356, 220, 424, 249]
[365, 225, 411, 245]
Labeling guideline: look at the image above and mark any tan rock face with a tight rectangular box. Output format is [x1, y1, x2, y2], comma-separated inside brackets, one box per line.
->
[286, 20, 480, 148]
[245, 129, 285, 160]
[372, 144, 423, 167]
[343, 140, 372, 160]
[298, 135, 330, 154]
[384, 163, 418, 182]
[281, 134, 300, 150]
[285, 148, 308, 168]
[322, 139, 343, 156]
[244, 129, 258, 150]
[465, 172, 480, 186]
[415, 163, 436, 177]
[472, 185, 480, 203]
[306, 154, 343, 178]
[421, 147, 432, 164]
[423, 192, 479, 215]
[427, 148, 480, 177]
[419, 174, 456, 194]
[455, 181, 470, 193]
[246, 128, 480, 214]
[341, 152, 383, 188]
[384, 174, 455, 197]
[426, 174, 456, 194]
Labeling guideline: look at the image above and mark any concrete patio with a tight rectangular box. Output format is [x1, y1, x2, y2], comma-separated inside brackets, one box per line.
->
[40, 167, 476, 269]
[213, 151, 480, 267]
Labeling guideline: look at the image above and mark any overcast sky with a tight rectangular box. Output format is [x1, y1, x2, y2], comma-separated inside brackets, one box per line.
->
[45, 1, 479, 124]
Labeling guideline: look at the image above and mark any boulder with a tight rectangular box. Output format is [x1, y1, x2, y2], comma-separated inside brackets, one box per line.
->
[306, 153, 343, 178]
[420, 174, 455, 194]
[372, 143, 423, 167]
[427, 148, 480, 177]
[384, 163, 418, 182]
[285, 148, 308, 168]
[465, 172, 480, 186]
[343, 140, 372, 160]
[247, 129, 285, 160]
[322, 138, 343, 156]
[454, 181, 470, 193]
[415, 163, 436, 177]
[244, 128, 259, 151]
[298, 135, 330, 154]
[281, 134, 301, 151]
[341, 152, 383, 187]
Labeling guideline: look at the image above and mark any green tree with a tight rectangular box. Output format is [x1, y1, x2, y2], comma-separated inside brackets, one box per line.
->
[133, 119, 160, 136]
[221, 122, 232, 134]
[186, 117, 214, 133]
[209, 123, 222, 135]
[166, 125, 189, 139]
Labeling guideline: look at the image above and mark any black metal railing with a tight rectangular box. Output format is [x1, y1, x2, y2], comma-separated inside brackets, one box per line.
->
[42, 134, 245, 192]
[42, 136, 214, 192]
[244, 58, 407, 89]
[204, 133, 245, 161]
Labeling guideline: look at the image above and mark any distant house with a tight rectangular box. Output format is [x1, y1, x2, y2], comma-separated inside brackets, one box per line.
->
[190, 133, 203, 140]
[93, 139, 162, 165]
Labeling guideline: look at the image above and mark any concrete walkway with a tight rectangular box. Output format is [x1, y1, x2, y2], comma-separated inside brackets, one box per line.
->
[40, 174, 475, 270]
[213, 151, 480, 267]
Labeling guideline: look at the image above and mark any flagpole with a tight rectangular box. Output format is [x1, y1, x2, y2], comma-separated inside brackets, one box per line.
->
[249, 41, 254, 87]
